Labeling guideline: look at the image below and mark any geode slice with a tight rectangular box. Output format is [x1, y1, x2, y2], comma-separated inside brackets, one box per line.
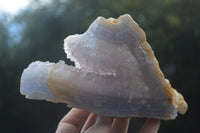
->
[20, 14, 188, 120]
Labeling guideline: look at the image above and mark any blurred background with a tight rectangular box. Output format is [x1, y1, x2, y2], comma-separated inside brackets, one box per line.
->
[0, 0, 199, 132]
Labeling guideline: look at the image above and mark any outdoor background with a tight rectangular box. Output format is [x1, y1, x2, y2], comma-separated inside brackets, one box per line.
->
[0, 0, 199, 132]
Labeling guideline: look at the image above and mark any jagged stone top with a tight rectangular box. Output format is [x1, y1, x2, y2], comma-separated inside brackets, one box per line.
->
[20, 14, 188, 120]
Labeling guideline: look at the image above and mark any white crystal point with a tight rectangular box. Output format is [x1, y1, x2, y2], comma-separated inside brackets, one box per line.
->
[20, 14, 188, 120]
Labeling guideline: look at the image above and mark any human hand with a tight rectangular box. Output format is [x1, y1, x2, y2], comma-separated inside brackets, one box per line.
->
[56, 108, 160, 133]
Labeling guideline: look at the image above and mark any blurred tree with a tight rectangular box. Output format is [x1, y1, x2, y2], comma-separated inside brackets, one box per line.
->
[0, 0, 199, 132]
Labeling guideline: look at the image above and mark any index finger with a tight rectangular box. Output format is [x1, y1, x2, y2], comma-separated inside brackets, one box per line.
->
[139, 118, 160, 133]
[56, 108, 90, 133]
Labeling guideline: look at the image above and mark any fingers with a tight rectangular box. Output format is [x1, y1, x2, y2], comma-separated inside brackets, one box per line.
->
[81, 113, 97, 132]
[83, 116, 113, 133]
[82, 115, 131, 133]
[139, 119, 160, 133]
[56, 122, 78, 133]
[111, 117, 130, 133]
[55, 108, 160, 133]
[56, 108, 90, 133]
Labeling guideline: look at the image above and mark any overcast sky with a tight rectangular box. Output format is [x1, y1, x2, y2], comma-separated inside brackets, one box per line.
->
[0, 0, 30, 15]
[0, 0, 55, 15]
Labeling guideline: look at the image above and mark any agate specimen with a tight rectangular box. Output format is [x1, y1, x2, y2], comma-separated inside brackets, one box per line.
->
[20, 14, 187, 120]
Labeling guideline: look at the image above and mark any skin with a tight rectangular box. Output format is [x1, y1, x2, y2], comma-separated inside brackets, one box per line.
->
[56, 108, 160, 133]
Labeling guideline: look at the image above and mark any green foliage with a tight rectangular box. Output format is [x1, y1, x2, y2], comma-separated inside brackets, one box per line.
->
[0, 0, 199, 132]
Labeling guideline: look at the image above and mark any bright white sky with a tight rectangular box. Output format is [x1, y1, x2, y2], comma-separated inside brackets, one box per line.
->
[0, 0, 54, 15]
[0, 0, 29, 15]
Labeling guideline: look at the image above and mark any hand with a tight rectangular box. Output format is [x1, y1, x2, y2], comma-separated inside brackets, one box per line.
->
[56, 108, 160, 133]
